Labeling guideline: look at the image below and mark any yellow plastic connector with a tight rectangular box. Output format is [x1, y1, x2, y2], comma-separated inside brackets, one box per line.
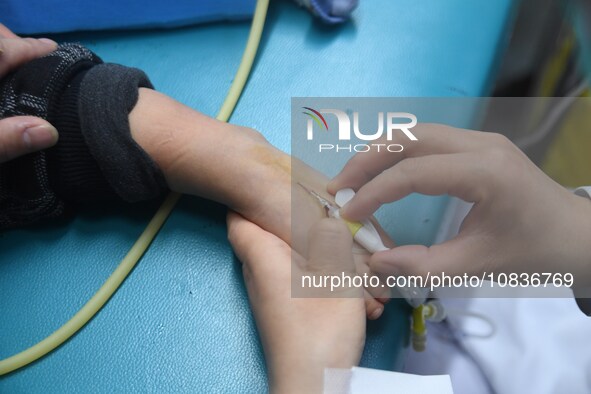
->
[411, 300, 446, 352]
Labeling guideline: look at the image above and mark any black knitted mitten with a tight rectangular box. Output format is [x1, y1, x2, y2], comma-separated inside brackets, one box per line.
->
[0, 44, 166, 230]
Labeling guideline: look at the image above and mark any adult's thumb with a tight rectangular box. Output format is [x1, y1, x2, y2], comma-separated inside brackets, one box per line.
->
[370, 244, 450, 279]
[0, 116, 58, 163]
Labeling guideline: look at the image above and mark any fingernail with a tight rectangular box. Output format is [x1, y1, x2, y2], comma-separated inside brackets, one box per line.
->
[38, 38, 57, 46]
[370, 306, 383, 320]
[23, 124, 58, 149]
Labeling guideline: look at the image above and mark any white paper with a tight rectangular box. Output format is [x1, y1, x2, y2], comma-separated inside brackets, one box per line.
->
[325, 367, 454, 394]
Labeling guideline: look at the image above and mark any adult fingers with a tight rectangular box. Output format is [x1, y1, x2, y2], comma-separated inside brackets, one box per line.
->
[0, 37, 57, 77]
[369, 236, 481, 280]
[353, 252, 391, 303]
[0, 116, 58, 163]
[340, 153, 487, 221]
[0, 24, 20, 38]
[328, 124, 492, 194]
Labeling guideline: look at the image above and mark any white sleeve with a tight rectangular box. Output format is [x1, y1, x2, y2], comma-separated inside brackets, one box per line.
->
[572, 186, 591, 316]
[324, 367, 454, 394]
[574, 186, 591, 199]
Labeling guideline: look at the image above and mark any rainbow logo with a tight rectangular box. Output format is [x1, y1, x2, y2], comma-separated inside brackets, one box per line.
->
[302, 107, 328, 131]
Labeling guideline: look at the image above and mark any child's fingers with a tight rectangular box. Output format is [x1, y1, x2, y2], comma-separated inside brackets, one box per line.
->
[307, 218, 355, 274]
[364, 290, 384, 320]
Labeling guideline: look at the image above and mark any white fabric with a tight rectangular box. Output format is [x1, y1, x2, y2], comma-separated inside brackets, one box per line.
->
[403, 198, 591, 394]
[324, 368, 353, 393]
[448, 296, 591, 394]
[574, 186, 591, 199]
[328, 192, 591, 393]
[403, 317, 492, 394]
[406, 295, 591, 394]
[324, 367, 454, 394]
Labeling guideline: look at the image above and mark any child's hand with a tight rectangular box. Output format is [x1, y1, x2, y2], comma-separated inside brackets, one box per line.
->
[227, 212, 365, 394]
[129, 88, 389, 318]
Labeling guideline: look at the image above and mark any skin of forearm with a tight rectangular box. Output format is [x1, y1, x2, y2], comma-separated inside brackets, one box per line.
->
[129, 89, 277, 209]
[129, 88, 389, 311]
[129, 88, 340, 253]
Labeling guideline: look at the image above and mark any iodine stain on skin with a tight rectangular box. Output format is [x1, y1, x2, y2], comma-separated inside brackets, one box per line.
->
[250, 144, 292, 176]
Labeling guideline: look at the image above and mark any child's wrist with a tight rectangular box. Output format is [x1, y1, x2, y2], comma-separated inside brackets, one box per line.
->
[128, 88, 284, 208]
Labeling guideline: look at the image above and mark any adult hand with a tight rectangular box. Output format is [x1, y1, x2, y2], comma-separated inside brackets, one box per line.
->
[228, 212, 365, 394]
[0, 24, 59, 163]
[329, 124, 591, 286]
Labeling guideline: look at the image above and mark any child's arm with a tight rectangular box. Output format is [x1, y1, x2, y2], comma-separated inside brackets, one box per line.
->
[129, 88, 389, 318]
[0, 42, 388, 317]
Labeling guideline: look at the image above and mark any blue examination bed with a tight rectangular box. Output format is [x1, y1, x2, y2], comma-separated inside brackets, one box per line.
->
[0, 0, 515, 391]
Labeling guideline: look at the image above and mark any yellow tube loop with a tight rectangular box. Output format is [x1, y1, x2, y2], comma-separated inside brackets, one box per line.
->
[0, 0, 269, 376]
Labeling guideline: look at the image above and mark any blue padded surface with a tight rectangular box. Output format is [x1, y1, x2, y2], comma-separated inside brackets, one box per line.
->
[0, 0, 515, 392]
[1, 0, 256, 34]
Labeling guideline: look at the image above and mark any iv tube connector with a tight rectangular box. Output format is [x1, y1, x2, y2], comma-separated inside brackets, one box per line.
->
[411, 300, 446, 352]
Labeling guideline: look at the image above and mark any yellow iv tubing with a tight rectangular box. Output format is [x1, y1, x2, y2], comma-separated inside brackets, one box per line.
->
[0, 0, 269, 376]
